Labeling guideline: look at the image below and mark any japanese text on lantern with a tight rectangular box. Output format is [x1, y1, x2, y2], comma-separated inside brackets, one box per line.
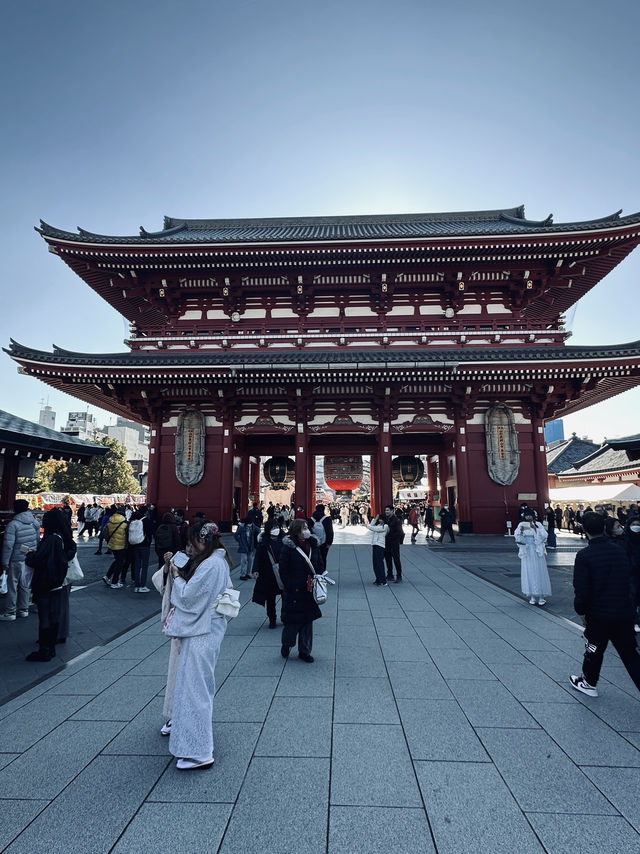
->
[497, 425, 507, 460]
[186, 429, 195, 463]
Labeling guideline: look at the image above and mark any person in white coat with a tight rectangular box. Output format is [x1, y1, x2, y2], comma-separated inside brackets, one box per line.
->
[163, 520, 230, 770]
[515, 510, 551, 605]
[367, 514, 390, 586]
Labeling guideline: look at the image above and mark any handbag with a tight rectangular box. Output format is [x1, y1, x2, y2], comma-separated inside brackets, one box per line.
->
[295, 546, 327, 605]
[214, 586, 241, 619]
[64, 553, 84, 585]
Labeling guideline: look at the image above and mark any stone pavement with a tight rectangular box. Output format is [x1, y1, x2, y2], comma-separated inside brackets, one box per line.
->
[1, 537, 639, 853]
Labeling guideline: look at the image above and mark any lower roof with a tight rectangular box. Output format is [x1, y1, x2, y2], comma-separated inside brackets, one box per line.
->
[0, 410, 109, 460]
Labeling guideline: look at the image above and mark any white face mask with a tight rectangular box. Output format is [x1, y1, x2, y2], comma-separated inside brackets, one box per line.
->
[271, 528, 280, 537]
[630, 525, 640, 533]
[302, 529, 311, 539]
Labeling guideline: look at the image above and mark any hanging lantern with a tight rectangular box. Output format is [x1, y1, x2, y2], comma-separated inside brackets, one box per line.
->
[324, 456, 363, 494]
[392, 456, 425, 486]
[263, 457, 295, 489]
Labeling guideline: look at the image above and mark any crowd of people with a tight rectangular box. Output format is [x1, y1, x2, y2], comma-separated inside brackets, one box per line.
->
[2, 493, 639, 771]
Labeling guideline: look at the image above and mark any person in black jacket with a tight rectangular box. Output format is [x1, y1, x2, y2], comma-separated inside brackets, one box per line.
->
[24, 509, 73, 662]
[252, 520, 284, 628]
[570, 511, 640, 697]
[384, 505, 404, 582]
[278, 518, 322, 662]
[312, 504, 334, 572]
[438, 506, 456, 544]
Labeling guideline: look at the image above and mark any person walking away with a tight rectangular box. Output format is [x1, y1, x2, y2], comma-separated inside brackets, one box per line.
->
[409, 506, 419, 543]
[253, 520, 284, 627]
[95, 505, 114, 555]
[75, 503, 87, 538]
[154, 512, 181, 569]
[313, 504, 334, 571]
[129, 507, 153, 592]
[438, 505, 456, 543]
[279, 519, 322, 662]
[56, 509, 77, 643]
[570, 511, 640, 697]
[545, 503, 557, 549]
[515, 510, 551, 605]
[367, 514, 389, 586]
[234, 516, 255, 580]
[424, 503, 436, 539]
[105, 506, 129, 588]
[0, 499, 40, 621]
[165, 520, 230, 770]
[384, 505, 404, 582]
[23, 509, 71, 661]
[554, 504, 563, 531]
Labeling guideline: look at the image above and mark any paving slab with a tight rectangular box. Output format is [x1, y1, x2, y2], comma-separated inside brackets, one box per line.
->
[397, 698, 489, 762]
[112, 803, 233, 854]
[527, 813, 640, 854]
[328, 806, 435, 854]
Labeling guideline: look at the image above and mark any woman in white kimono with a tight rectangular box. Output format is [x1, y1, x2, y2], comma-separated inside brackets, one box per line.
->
[515, 510, 551, 606]
[163, 520, 230, 770]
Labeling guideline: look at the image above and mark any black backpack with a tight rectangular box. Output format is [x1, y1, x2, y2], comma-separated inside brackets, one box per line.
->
[154, 523, 174, 552]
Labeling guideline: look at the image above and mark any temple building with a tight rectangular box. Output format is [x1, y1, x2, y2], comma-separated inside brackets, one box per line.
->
[6, 206, 640, 533]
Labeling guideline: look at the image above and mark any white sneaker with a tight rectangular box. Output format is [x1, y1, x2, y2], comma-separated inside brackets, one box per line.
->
[635, 624, 640, 634]
[570, 674, 598, 697]
[160, 720, 172, 736]
[529, 597, 536, 605]
[138, 587, 150, 593]
[176, 757, 214, 770]
[134, 587, 140, 593]
[0, 613, 16, 621]
[17, 610, 29, 618]
[110, 582, 124, 589]
[537, 599, 547, 606]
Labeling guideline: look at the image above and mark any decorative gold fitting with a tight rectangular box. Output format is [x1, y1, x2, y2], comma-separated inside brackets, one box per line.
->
[381, 283, 388, 292]
[526, 280, 533, 289]
[222, 287, 229, 296]
[158, 288, 165, 297]
[458, 282, 465, 291]
[296, 285, 303, 294]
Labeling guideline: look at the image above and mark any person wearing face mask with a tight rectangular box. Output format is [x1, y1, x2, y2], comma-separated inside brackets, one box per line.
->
[514, 510, 551, 605]
[278, 518, 322, 662]
[252, 519, 284, 628]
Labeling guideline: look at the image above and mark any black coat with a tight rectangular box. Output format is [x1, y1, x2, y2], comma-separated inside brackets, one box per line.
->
[252, 535, 283, 605]
[26, 534, 69, 595]
[278, 536, 322, 626]
[573, 536, 635, 621]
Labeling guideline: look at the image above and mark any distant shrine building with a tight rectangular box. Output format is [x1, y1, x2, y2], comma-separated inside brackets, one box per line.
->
[7, 206, 640, 533]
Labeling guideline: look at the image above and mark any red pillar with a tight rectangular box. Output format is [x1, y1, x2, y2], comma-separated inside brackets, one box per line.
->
[376, 429, 393, 507]
[454, 415, 473, 533]
[531, 416, 550, 512]
[219, 416, 234, 531]
[238, 453, 250, 517]
[370, 453, 378, 516]
[427, 457, 437, 500]
[438, 452, 449, 506]
[249, 457, 261, 505]
[0, 454, 20, 511]
[294, 434, 310, 515]
[145, 416, 162, 506]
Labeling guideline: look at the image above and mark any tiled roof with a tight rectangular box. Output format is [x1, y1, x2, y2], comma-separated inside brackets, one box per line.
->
[6, 339, 640, 369]
[546, 437, 600, 473]
[0, 410, 109, 458]
[36, 206, 640, 246]
[559, 444, 640, 477]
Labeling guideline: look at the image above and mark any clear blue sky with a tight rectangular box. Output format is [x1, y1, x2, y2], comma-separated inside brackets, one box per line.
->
[1, 0, 638, 442]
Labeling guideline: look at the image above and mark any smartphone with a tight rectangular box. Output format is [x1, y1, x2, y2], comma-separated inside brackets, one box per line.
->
[172, 551, 190, 568]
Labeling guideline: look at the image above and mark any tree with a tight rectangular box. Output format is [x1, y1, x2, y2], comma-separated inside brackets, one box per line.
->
[50, 437, 141, 494]
[17, 459, 67, 493]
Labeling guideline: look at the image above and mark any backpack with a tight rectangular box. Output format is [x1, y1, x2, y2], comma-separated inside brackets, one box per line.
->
[312, 519, 326, 546]
[128, 519, 145, 545]
[154, 523, 174, 552]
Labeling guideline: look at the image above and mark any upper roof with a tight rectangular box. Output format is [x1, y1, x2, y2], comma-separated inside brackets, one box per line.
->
[37, 206, 640, 245]
[0, 409, 109, 460]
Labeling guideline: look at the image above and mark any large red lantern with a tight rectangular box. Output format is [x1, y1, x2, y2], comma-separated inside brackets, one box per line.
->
[324, 456, 363, 494]
[392, 456, 425, 486]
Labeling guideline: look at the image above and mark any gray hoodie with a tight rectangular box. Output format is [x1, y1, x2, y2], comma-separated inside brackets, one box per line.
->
[1, 511, 40, 566]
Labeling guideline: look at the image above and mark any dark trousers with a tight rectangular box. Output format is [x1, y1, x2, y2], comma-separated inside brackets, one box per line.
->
[133, 546, 150, 588]
[265, 593, 278, 623]
[582, 619, 640, 690]
[36, 588, 63, 648]
[439, 523, 455, 543]
[282, 621, 313, 656]
[319, 543, 330, 572]
[384, 542, 402, 578]
[373, 545, 386, 583]
[107, 549, 128, 583]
